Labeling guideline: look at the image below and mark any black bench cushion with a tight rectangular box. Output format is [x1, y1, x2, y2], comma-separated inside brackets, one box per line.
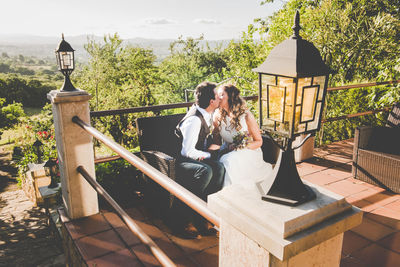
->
[136, 113, 185, 157]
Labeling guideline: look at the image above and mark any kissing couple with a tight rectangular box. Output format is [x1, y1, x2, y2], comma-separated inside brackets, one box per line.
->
[171, 81, 272, 238]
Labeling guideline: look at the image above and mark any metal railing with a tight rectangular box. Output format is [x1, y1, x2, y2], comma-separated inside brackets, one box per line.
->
[72, 116, 220, 227]
[90, 80, 399, 121]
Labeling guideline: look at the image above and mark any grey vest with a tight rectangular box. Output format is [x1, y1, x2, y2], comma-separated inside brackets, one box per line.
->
[175, 107, 211, 154]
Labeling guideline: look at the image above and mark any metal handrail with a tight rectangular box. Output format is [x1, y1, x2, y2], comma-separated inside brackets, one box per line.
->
[90, 95, 258, 118]
[326, 79, 400, 92]
[322, 106, 392, 123]
[72, 116, 220, 227]
[77, 166, 175, 267]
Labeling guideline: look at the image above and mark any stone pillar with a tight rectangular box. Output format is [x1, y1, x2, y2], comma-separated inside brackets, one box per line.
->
[47, 90, 98, 219]
[208, 182, 362, 267]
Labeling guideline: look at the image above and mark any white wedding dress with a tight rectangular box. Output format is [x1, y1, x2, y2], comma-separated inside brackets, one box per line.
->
[219, 113, 273, 188]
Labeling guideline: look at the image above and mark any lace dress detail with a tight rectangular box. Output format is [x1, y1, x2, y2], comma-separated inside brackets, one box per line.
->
[218, 113, 272, 188]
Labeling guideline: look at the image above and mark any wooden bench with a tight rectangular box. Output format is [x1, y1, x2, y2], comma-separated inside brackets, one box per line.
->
[135, 113, 280, 217]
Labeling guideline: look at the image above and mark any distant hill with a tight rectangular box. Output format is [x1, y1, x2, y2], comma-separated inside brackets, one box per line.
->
[0, 34, 232, 63]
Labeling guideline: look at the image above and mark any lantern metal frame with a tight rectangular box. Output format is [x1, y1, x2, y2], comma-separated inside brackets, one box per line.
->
[55, 34, 77, 91]
[253, 11, 332, 206]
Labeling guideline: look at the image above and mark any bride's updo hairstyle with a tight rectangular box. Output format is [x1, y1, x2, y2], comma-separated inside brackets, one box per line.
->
[219, 84, 246, 132]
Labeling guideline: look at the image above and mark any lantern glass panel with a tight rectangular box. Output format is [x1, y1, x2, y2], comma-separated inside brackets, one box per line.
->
[56, 53, 62, 71]
[278, 77, 295, 126]
[307, 102, 322, 131]
[268, 85, 285, 122]
[260, 74, 275, 131]
[313, 76, 326, 101]
[261, 74, 299, 136]
[300, 85, 318, 122]
[60, 51, 74, 70]
[295, 105, 305, 133]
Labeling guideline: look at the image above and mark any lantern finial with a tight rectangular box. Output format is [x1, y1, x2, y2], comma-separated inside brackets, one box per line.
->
[292, 10, 302, 39]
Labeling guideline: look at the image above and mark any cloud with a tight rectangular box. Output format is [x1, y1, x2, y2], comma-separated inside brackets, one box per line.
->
[144, 18, 177, 25]
[193, 18, 221, 25]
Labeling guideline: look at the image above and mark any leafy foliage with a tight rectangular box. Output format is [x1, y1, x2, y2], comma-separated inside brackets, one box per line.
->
[0, 98, 25, 131]
[0, 74, 56, 108]
[156, 36, 228, 103]
[76, 34, 159, 147]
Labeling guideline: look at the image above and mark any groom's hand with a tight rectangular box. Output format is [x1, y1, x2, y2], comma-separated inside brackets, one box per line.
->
[208, 144, 221, 151]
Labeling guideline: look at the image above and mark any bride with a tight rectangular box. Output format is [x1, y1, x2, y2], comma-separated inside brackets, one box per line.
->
[213, 84, 272, 188]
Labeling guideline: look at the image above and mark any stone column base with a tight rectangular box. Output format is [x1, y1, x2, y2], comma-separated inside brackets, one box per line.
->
[219, 220, 343, 267]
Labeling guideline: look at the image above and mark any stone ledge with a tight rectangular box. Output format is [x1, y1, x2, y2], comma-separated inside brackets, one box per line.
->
[209, 183, 363, 261]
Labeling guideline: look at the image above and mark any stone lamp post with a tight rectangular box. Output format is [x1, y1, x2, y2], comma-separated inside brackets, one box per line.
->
[47, 35, 98, 219]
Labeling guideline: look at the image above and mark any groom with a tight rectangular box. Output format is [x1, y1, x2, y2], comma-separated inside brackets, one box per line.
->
[173, 81, 225, 238]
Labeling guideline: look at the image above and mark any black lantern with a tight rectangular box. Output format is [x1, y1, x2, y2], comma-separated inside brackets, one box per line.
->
[33, 139, 43, 163]
[253, 11, 331, 206]
[44, 158, 59, 188]
[55, 34, 77, 91]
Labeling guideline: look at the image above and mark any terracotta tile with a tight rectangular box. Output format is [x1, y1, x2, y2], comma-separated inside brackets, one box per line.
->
[351, 243, 400, 267]
[351, 217, 395, 241]
[65, 213, 111, 240]
[345, 188, 386, 203]
[86, 248, 141, 267]
[135, 220, 168, 241]
[382, 199, 400, 213]
[366, 207, 400, 230]
[131, 243, 160, 266]
[322, 165, 352, 179]
[340, 255, 368, 267]
[167, 233, 218, 254]
[191, 245, 219, 267]
[302, 172, 343, 186]
[322, 153, 352, 164]
[349, 196, 394, 213]
[153, 237, 185, 259]
[103, 212, 125, 228]
[324, 179, 369, 197]
[362, 192, 400, 212]
[297, 163, 319, 176]
[378, 232, 400, 254]
[115, 226, 142, 247]
[125, 207, 148, 222]
[342, 231, 371, 256]
[75, 229, 126, 260]
[174, 256, 198, 267]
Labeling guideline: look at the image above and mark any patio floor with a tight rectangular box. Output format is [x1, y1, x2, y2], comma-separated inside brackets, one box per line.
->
[66, 139, 400, 266]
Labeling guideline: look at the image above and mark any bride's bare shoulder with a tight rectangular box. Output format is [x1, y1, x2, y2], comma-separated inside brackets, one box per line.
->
[244, 110, 256, 122]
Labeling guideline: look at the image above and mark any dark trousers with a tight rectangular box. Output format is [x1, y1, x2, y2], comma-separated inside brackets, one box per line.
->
[169, 157, 225, 229]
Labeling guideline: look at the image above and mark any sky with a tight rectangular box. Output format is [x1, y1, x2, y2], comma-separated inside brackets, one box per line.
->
[1, 0, 284, 40]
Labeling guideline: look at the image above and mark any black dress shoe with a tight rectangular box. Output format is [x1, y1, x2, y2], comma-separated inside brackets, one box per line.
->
[195, 221, 218, 236]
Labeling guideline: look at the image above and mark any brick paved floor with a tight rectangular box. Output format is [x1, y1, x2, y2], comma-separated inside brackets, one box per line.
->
[2, 140, 400, 266]
[308, 139, 400, 267]
[0, 146, 65, 267]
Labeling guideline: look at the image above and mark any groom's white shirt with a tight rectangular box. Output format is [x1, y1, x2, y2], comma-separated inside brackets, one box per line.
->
[180, 105, 212, 160]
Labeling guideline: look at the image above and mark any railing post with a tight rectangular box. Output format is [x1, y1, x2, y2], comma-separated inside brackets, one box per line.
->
[47, 89, 98, 219]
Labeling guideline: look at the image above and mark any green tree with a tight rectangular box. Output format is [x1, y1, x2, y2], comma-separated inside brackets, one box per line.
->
[156, 36, 228, 103]
[0, 98, 25, 130]
[220, 0, 399, 144]
[76, 33, 159, 147]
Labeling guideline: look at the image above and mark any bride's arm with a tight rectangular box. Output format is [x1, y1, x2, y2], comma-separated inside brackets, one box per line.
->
[245, 110, 263, 150]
